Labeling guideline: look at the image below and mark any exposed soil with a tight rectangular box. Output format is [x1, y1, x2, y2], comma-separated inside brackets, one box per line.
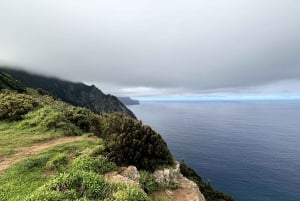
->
[0, 136, 82, 172]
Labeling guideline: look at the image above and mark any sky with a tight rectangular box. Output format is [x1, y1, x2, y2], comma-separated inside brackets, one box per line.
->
[0, 0, 300, 100]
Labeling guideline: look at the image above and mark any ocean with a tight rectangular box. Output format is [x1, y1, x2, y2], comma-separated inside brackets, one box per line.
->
[129, 101, 300, 201]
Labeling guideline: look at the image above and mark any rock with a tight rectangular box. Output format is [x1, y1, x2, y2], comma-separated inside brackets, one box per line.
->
[120, 166, 140, 182]
[153, 161, 182, 185]
[152, 161, 206, 201]
[104, 166, 140, 187]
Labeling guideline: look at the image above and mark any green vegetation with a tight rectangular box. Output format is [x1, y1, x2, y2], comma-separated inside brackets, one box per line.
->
[0, 90, 80, 159]
[139, 171, 177, 195]
[0, 67, 136, 118]
[0, 139, 165, 201]
[0, 72, 26, 92]
[100, 113, 174, 171]
[0, 72, 235, 200]
[180, 161, 235, 201]
[0, 90, 39, 121]
[0, 83, 177, 200]
[0, 139, 99, 200]
[139, 171, 161, 194]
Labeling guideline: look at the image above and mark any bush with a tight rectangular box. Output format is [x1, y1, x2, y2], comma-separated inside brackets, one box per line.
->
[64, 107, 93, 132]
[139, 171, 161, 194]
[100, 113, 174, 171]
[0, 90, 39, 121]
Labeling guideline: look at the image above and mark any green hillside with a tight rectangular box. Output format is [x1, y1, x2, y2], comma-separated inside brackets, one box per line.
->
[0, 72, 234, 201]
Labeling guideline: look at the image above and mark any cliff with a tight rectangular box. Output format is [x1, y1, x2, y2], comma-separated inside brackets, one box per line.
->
[0, 67, 136, 119]
[118, 96, 140, 105]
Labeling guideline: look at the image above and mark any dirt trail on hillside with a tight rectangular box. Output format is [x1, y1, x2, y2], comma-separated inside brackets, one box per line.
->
[0, 136, 82, 172]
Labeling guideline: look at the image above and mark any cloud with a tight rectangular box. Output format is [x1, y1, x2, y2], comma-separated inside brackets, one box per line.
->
[0, 0, 300, 97]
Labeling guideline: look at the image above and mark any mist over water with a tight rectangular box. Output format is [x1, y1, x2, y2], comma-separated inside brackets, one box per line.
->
[129, 101, 300, 201]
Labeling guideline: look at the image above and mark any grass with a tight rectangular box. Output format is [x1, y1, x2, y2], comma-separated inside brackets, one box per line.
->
[0, 89, 85, 159]
[0, 139, 100, 201]
[0, 121, 62, 160]
[0, 136, 156, 201]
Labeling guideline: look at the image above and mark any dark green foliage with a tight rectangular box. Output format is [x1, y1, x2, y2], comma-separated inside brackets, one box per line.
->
[0, 72, 26, 93]
[64, 107, 93, 132]
[0, 90, 39, 121]
[36, 87, 55, 97]
[100, 113, 174, 171]
[180, 161, 235, 201]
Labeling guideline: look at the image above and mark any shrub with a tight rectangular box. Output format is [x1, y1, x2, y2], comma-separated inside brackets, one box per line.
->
[139, 171, 161, 194]
[0, 90, 39, 121]
[64, 107, 94, 132]
[100, 113, 174, 171]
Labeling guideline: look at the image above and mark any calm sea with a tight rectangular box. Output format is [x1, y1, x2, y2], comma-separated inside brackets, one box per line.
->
[129, 101, 300, 201]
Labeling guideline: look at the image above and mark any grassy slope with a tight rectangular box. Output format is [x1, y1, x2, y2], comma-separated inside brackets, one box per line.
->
[0, 90, 71, 160]
[0, 89, 171, 201]
[0, 75, 234, 200]
[0, 139, 100, 200]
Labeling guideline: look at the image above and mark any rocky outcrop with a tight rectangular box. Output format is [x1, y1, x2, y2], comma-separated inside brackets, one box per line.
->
[104, 162, 206, 201]
[152, 161, 206, 201]
[104, 166, 140, 187]
[117, 97, 140, 105]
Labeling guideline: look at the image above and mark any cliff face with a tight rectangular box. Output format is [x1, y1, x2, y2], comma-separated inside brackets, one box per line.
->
[118, 97, 140, 105]
[0, 67, 136, 119]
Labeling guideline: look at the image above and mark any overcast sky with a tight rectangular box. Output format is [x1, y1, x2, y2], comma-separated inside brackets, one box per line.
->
[0, 0, 300, 99]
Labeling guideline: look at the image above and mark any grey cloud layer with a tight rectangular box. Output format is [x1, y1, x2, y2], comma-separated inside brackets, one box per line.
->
[0, 0, 300, 96]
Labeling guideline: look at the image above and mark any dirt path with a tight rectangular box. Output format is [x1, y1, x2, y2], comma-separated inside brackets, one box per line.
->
[0, 136, 82, 172]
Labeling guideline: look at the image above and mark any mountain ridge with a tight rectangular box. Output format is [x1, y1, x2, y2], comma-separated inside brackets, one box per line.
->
[0, 67, 136, 119]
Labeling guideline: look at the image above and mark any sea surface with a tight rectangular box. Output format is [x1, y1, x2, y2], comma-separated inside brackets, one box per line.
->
[129, 101, 300, 201]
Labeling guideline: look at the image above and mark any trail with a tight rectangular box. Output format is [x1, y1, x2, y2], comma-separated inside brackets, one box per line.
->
[0, 136, 82, 172]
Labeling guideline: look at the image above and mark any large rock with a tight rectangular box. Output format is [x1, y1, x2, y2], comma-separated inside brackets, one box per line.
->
[104, 166, 140, 187]
[152, 161, 206, 201]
